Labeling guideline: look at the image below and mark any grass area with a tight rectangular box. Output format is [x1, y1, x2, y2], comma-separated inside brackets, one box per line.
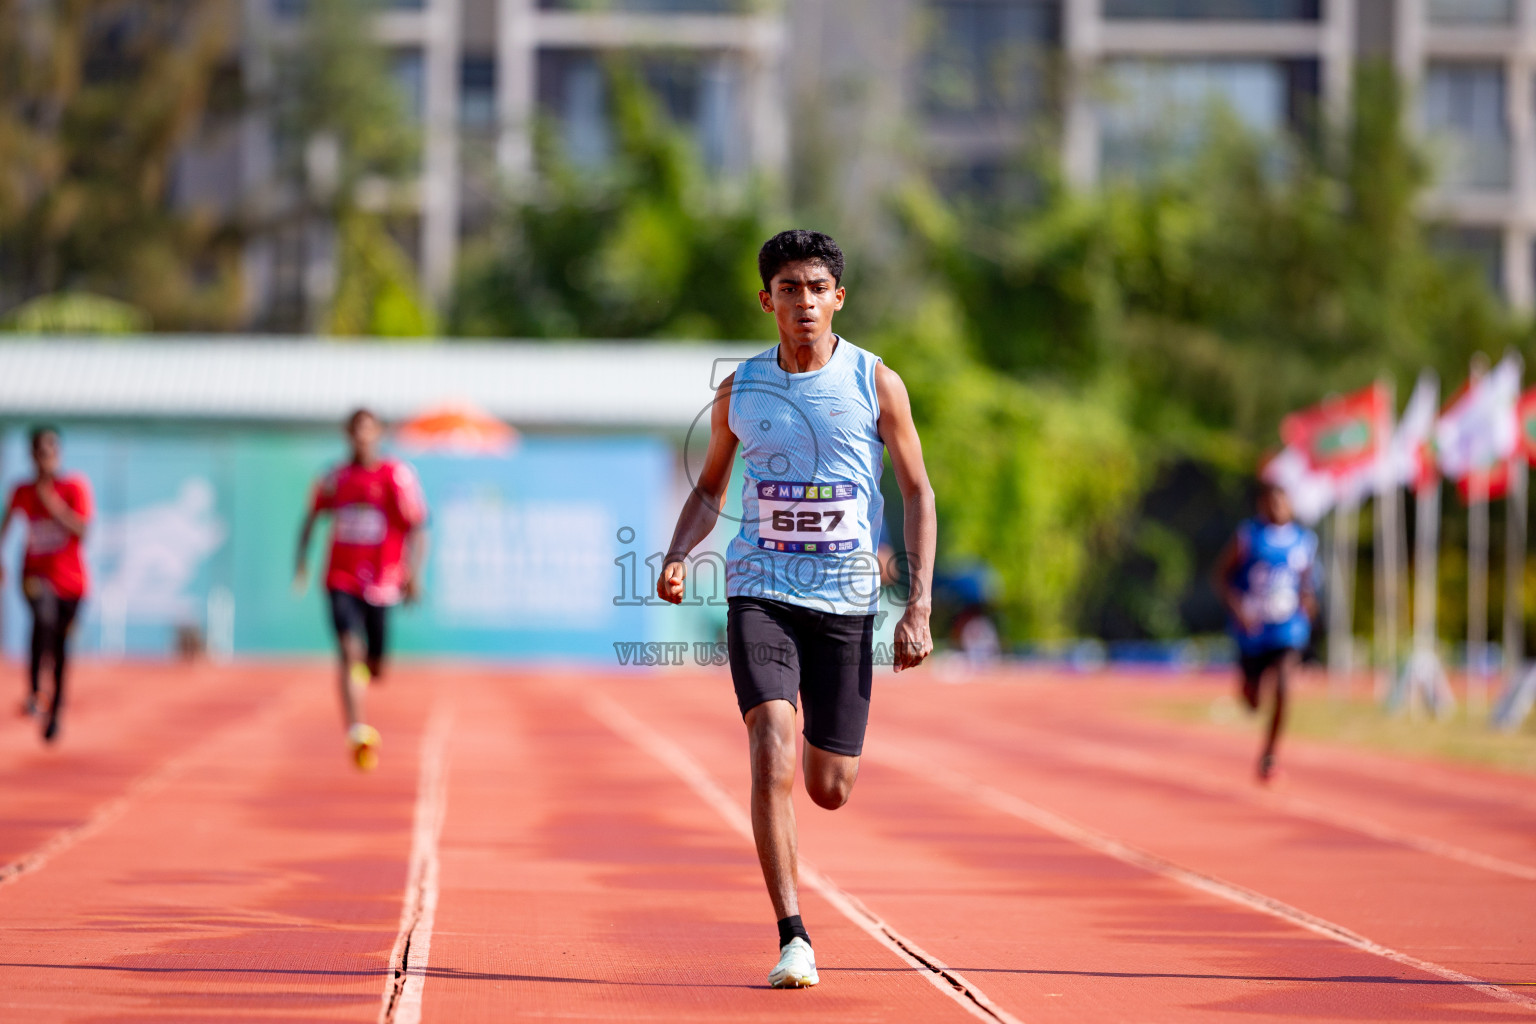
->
[1151, 682, 1536, 776]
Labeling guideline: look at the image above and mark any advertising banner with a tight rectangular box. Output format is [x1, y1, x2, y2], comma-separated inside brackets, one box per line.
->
[1, 427, 683, 661]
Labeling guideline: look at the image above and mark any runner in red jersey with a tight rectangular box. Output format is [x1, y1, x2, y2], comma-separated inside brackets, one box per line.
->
[0, 427, 93, 743]
[294, 409, 427, 770]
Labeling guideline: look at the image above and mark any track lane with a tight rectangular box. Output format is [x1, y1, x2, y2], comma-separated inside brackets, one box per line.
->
[867, 676, 1536, 991]
[0, 661, 433, 1022]
[0, 662, 310, 871]
[596, 671, 1536, 1022]
[3, 663, 1530, 1022]
[416, 670, 981, 1023]
[914, 671, 1536, 863]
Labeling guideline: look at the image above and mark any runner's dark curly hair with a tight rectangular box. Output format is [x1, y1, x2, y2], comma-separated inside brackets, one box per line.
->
[757, 230, 844, 289]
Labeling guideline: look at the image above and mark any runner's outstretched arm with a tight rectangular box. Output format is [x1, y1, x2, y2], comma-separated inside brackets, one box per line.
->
[1212, 538, 1258, 635]
[1300, 552, 1319, 624]
[658, 375, 739, 605]
[875, 364, 935, 672]
[403, 525, 429, 603]
[0, 498, 13, 587]
[294, 509, 322, 590]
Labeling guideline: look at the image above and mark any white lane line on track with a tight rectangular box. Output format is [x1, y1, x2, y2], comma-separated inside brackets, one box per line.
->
[0, 682, 309, 890]
[586, 693, 1026, 1024]
[907, 724, 1536, 883]
[871, 745, 1536, 1014]
[380, 702, 454, 1024]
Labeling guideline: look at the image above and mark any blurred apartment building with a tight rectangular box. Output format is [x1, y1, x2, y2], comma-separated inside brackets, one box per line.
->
[210, 0, 787, 330]
[903, 0, 1536, 303]
[198, 0, 1536, 326]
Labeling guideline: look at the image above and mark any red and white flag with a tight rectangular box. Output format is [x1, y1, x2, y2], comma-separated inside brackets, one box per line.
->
[1454, 382, 1536, 502]
[1281, 382, 1391, 480]
[1436, 354, 1522, 483]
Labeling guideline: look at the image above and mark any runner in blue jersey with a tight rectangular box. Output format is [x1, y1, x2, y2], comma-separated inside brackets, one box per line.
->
[1213, 480, 1319, 783]
[658, 230, 937, 989]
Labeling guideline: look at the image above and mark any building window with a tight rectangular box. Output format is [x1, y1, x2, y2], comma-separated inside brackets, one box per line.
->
[1098, 58, 1314, 176]
[1103, 0, 1318, 19]
[930, 157, 1035, 204]
[1423, 63, 1510, 191]
[537, 0, 746, 10]
[922, 1, 1058, 120]
[536, 50, 746, 171]
[1428, 0, 1514, 25]
[1430, 227, 1504, 297]
[461, 57, 497, 130]
[392, 48, 426, 122]
[275, 0, 423, 15]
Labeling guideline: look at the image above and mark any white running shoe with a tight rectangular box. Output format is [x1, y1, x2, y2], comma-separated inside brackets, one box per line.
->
[768, 937, 818, 988]
[348, 723, 381, 772]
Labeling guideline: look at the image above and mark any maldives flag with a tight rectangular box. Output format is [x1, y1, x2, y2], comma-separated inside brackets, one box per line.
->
[1281, 382, 1391, 478]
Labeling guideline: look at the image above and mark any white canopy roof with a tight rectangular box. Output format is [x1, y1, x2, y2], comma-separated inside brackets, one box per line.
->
[0, 337, 763, 429]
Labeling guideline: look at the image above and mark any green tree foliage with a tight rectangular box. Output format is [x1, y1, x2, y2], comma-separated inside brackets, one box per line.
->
[273, 0, 434, 335]
[0, 0, 241, 329]
[452, 70, 777, 341]
[877, 293, 1145, 639]
[327, 210, 437, 337]
[446, 63, 1527, 642]
[877, 67, 1529, 640]
[1, 291, 150, 333]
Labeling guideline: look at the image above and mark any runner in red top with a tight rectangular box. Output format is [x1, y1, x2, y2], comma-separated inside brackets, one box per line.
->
[294, 409, 427, 771]
[0, 427, 93, 742]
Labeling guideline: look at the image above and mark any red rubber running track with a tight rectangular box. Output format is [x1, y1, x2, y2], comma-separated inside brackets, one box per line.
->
[0, 661, 1532, 1022]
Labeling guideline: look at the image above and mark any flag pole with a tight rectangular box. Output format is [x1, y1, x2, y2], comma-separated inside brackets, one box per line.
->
[1494, 395, 1535, 731]
[1373, 488, 1385, 697]
[1414, 475, 1451, 715]
[1392, 372, 1451, 717]
[1328, 496, 1359, 691]
[1468, 468, 1490, 713]
[1374, 379, 1400, 700]
[1502, 457, 1526, 695]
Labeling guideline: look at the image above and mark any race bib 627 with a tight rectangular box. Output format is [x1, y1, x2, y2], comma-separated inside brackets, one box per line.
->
[755, 480, 861, 554]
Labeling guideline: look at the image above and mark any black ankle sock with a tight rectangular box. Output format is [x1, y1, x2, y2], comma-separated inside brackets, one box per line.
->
[777, 915, 810, 949]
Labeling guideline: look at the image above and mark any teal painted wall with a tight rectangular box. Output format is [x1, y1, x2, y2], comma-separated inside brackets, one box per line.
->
[0, 426, 719, 661]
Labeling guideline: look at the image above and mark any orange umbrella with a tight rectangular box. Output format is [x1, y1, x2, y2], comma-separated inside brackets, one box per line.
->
[396, 402, 518, 456]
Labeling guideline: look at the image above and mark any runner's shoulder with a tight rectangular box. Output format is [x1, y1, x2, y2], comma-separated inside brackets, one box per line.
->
[712, 370, 737, 427]
[57, 473, 92, 501]
[7, 480, 32, 509]
[873, 360, 910, 413]
[316, 461, 355, 499]
[380, 456, 415, 480]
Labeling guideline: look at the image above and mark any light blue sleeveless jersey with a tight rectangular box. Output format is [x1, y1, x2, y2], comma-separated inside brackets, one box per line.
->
[725, 337, 885, 616]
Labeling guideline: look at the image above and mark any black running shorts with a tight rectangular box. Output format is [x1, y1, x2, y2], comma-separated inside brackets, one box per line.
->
[1239, 646, 1297, 704]
[727, 596, 875, 757]
[329, 589, 388, 665]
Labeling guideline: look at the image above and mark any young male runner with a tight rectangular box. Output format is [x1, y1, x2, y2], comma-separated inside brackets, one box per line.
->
[657, 230, 937, 988]
[0, 427, 93, 743]
[1212, 480, 1318, 783]
[294, 409, 427, 771]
